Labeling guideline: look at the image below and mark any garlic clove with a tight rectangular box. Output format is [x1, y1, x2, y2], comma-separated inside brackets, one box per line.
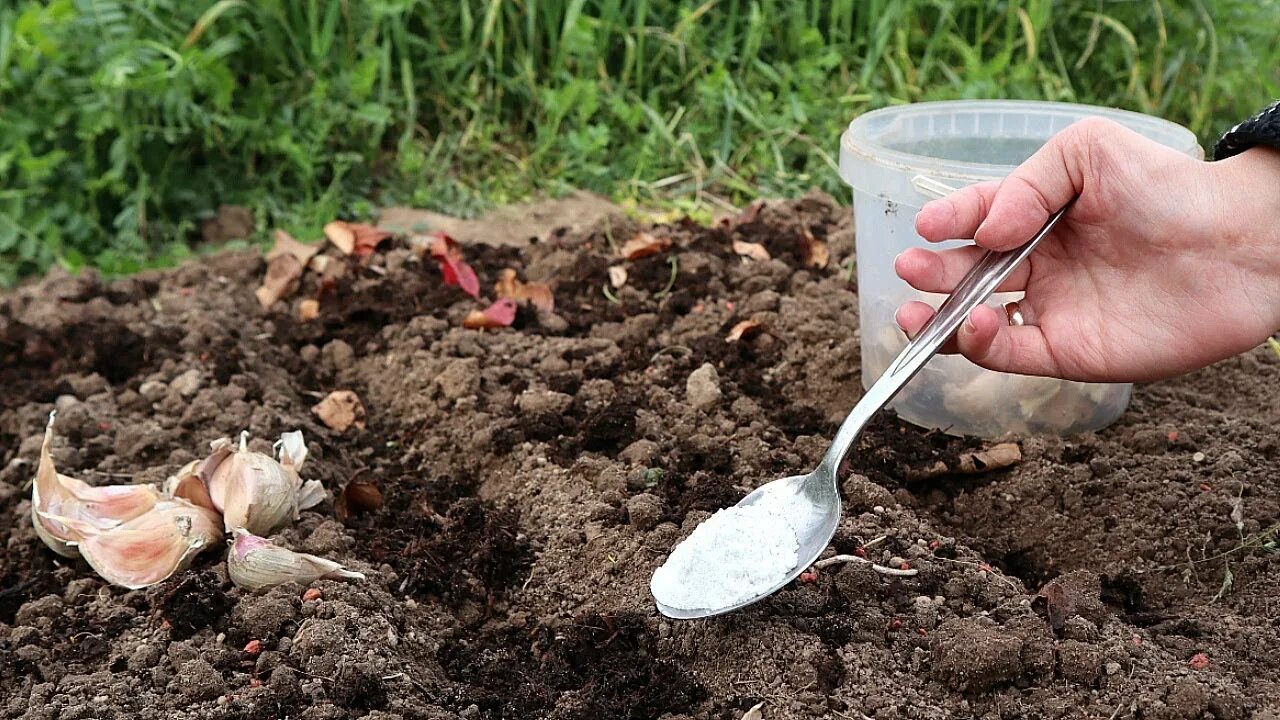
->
[32, 413, 161, 557]
[207, 432, 303, 536]
[227, 528, 364, 592]
[73, 499, 223, 589]
[163, 460, 218, 512]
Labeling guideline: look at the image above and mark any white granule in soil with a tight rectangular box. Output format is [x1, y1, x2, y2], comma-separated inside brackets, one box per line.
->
[650, 503, 801, 611]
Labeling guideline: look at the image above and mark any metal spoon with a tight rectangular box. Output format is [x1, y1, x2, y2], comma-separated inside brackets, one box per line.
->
[653, 200, 1075, 619]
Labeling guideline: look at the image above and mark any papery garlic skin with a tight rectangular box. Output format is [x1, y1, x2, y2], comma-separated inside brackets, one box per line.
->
[276, 430, 308, 468]
[69, 499, 223, 589]
[206, 432, 303, 536]
[227, 529, 364, 592]
[163, 461, 218, 512]
[32, 413, 161, 557]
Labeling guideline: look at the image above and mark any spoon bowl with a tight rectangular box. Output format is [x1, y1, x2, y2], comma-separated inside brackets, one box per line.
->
[653, 471, 841, 619]
[651, 200, 1074, 619]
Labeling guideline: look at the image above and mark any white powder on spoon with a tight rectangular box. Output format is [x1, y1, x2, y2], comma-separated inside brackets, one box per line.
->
[650, 503, 801, 611]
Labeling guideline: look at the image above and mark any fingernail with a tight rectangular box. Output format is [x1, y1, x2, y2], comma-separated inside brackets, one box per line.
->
[962, 317, 977, 335]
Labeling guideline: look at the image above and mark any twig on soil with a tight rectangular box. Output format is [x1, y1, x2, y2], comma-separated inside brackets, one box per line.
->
[1157, 522, 1280, 570]
[813, 554, 918, 577]
[649, 345, 693, 364]
[929, 556, 1021, 591]
[861, 535, 887, 550]
[1211, 561, 1234, 603]
[653, 256, 679, 298]
[602, 283, 622, 305]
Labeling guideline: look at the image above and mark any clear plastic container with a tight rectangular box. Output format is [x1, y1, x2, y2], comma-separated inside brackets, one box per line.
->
[839, 100, 1202, 437]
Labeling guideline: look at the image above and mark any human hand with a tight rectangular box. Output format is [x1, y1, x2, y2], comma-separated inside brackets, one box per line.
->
[894, 117, 1280, 383]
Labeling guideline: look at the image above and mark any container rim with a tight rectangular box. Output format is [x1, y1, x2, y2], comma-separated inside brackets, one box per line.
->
[840, 99, 1202, 185]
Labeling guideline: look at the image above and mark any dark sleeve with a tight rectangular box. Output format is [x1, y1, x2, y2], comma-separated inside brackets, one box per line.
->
[1212, 101, 1280, 160]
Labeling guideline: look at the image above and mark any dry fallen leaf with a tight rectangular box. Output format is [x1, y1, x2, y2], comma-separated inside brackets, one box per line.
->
[801, 227, 829, 269]
[311, 390, 367, 432]
[608, 266, 628, 288]
[956, 442, 1022, 473]
[297, 299, 320, 322]
[323, 221, 355, 255]
[906, 442, 1022, 481]
[732, 240, 771, 262]
[495, 268, 555, 313]
[726, 319, 765, 342]
[619, 231, 672, 261]
[1038, 578, 1075, 633]
[334, 473, 383, 522]
[738, 200, 765, 225]
[267, 229, 320, 266]
[463, 299, 518, 329]
[429, 231, 480, 298]
[255, 254, 304, 310]
[350, 223, 392, 258]
[324, 221, 391, 258]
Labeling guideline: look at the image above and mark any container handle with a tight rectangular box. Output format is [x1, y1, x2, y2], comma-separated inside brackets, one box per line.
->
[911, 175, 961, 201]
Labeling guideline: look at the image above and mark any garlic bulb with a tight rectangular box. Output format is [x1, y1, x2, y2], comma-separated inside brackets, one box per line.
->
[73, 499, 223, 589]
[227, 529, 364, 592]
[32, 412, 161, 557]
[204, 432, 304, 535]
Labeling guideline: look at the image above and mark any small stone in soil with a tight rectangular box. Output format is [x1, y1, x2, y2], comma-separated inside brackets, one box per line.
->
[685, 363, 722, 411]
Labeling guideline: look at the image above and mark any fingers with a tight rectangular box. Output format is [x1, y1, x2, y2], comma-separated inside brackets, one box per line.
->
[894, 246, 1031, 294]
[914, 181, 1000, 242]
[894, 302, 1062, 377]
[971, 118, 1108, 250]
[895, 301, 956, 353]
[915, 117, 1124, 250]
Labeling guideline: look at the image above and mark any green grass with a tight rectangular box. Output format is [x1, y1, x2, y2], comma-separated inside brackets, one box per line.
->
[3, 0, 1279, 284]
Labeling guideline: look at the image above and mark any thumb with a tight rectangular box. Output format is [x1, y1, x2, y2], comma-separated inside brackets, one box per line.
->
[972, 117, 1109, 250]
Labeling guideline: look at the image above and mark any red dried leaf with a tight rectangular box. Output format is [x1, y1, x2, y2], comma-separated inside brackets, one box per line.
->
[429, 232, 480, 298]
[1189, 653, 1209, 670]
[619, 232, 671, 261]
[463, 299, 517, 329]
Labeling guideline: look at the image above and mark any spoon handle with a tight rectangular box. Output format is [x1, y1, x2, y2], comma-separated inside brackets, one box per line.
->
[819, 197, 1077, 476]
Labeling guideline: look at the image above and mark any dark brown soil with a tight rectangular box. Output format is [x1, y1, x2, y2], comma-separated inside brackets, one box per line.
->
[2, 190, 1278, 720]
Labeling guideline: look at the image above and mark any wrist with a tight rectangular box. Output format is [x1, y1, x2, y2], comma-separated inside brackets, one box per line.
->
[1211, 146, 1280, 331]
